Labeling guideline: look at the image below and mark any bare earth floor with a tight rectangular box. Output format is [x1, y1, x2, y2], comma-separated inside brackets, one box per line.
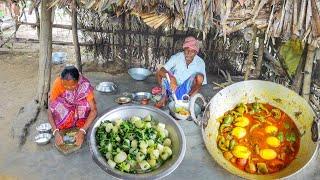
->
[0, 52, 320, 180]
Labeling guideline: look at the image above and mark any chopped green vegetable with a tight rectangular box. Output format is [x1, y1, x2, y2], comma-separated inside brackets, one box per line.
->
[104, 123, 113, 133]
[271, 109, 281, 119]
[143, 115, 152, 122]
[223, 115, 234, 125]
[148, 159, 157, 167]
[157, 144, 164, 152]
[114, 151, 127, 163]
[139, 160, 151, 170]
[150, 149, 160, 159]
[286, 132, 296, 142]
[284, 122, 290, 129]
[136, 152, 146, 162]
[95, 115, 173, 173]
[115, 119, 123, 127]
[163, 138, 172, 146]
[118, 162, 130, 172]
[277, 132, 284, 142]
[108, 159, 116, 168]
[131, 140, 138, 149]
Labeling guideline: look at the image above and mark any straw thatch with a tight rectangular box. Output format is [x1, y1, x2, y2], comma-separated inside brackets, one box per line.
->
[48, 0, 320, 46]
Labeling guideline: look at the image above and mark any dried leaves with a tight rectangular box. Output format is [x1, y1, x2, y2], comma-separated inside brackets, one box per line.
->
[47, 0, 320, 44]
[279, 39, 304, 76]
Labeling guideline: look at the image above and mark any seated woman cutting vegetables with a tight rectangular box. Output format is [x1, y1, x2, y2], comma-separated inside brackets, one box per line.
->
[47, 65, 97, 147]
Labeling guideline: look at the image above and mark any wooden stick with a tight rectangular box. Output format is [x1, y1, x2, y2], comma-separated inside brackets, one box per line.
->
[298, 0, 307, 36]
[244, 25, 257, 80]
[264, 0, 276, 45]
[253, 35, 265, 78]
[292, 43, 307, 93]
[305, 0, 312, 33]
[13, 37, 92, 46]
[292, 0, 299, 36]
[226, 19, 254, 35]
[302, 45, 316, 100]
[311, 0, 320, 37]
[17, 21, 187, 37]
[35, 7, 40, 39]
[72, 0, 82, 73]
[253, 0, 268, 20]
[274, 0, 287, 37]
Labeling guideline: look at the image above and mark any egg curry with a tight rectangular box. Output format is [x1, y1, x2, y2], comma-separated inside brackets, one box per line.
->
[217, 102, 300, 174]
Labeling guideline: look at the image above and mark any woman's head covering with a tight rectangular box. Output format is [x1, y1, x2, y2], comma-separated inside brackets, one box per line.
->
[182, 36, 199, 53]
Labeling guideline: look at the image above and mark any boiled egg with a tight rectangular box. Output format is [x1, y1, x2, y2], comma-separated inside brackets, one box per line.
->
[234, 116, 250, 127]
[266, 136, 281, 148]
[232, 127, 247, 139]
[265, 125, 278, 134]
[232, 145, 251, 159]
[259, 149, 277, 160]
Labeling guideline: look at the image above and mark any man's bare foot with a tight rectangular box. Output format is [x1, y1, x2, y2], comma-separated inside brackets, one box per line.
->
[154, 96, 168, 108]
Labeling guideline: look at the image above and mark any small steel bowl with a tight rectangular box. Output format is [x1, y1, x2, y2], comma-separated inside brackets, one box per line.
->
[35, 133, 52, 145]
[140, 98, 149, 105]
[168, 101, 202, 121]
[96, 82, 117, 93]
[115, 96, 132, 105]
[128, 68, 152, 81]
[36, 123, 52, 133]
[132, 92, 152, 102]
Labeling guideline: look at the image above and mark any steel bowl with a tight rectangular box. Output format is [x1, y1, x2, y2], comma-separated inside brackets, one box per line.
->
[96, 82, 117, 93]
[132, 92, 152, 101]
[115, 96, 132, 105]
[52, 52, 67, 64]
[34, 133, 52, 145]
[36, 123, 52, 133]
[89, 105, 186, 180]
[168, 101, 201, 121]
[128, 68, 152, 81]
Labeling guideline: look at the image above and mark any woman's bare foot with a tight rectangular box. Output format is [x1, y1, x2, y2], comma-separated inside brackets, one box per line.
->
[154, 96, 168, 109]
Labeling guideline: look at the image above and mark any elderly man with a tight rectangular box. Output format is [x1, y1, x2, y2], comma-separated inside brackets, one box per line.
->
[155, 36, 207, 108]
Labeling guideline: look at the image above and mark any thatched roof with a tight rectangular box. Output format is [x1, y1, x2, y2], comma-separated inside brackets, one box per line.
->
[48, 0, 320, 46]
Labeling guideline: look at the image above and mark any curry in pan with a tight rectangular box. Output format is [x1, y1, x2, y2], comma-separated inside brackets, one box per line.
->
[217, 102, 300, 174]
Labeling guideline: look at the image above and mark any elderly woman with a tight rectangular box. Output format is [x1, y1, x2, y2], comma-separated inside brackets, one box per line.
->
[155, 36, 207, 108]
[48, 66, 97, 146]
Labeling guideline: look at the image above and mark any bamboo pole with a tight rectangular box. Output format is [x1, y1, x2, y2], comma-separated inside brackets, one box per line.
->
[253, 35, 265, 78]
[72, 0, 82, 73]
[37, 0, 52, 107]
[35, 6, 40, 39]
[311, 0, 320, 37]
[292, 43, 307, 93]
[302, 45, 316, 100]
[298, 0, 307, 35]
[244, 25, 257, 80]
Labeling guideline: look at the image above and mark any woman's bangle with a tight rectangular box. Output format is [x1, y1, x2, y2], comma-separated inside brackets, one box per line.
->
[79, 128, 86, 135]
[52, 128, 60, 136]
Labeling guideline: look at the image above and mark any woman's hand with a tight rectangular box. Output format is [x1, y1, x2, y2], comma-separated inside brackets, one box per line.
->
[75, 130, 85, 146]
[54, 132, 64, 146]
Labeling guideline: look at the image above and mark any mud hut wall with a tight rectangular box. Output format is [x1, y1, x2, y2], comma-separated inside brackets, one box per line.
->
[79, 13, 249, 75]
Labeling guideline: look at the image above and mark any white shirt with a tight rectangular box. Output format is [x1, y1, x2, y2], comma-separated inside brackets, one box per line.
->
[164, 52, 207, 85]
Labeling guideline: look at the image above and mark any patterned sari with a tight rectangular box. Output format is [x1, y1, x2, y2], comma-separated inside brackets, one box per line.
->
[49, 76, 94, 130]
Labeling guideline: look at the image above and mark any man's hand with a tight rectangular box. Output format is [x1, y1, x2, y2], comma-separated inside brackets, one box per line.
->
[75, 130, 85, 146]
[54, 132, 64, 146]
[169, 77, 178, 92]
